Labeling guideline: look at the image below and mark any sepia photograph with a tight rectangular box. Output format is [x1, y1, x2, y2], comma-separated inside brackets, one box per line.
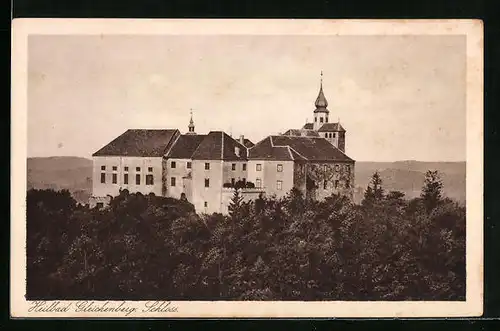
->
[11, 19, 483, 318]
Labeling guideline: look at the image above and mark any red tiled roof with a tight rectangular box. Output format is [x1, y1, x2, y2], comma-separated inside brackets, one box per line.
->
[92, 129, 179, 157]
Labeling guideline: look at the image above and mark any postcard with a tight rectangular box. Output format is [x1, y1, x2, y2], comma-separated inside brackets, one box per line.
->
[11, 19, 483, 318]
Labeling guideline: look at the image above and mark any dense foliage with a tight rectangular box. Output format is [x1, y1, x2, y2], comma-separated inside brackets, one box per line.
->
[27, 170, 465, 300]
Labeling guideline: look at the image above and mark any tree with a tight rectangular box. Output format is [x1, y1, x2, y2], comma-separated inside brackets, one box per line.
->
[421, 170, 443, 213]
[228, 188, 244, 220]
[362, 172, 384, 208]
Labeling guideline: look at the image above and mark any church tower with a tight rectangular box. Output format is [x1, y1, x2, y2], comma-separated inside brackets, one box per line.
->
[313, 71, 330, 131]
[187, 109, 196, 135]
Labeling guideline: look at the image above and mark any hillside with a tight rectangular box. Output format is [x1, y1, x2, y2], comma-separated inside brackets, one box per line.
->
[27, 157, 93, 204]
[353, 161, 466, 204]
[26, 157, 466, 205]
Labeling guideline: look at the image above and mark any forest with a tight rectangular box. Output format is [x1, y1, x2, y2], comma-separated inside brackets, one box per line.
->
[26, 170, 465, 301]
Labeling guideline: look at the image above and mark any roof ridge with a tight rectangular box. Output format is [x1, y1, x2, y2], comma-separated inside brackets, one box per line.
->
[220, 131, 224, 159]
[288, 146, 308, 161]
[190, 134, 210, 159]
[164, 130, 181, 157]
[286, 146, 294, 160]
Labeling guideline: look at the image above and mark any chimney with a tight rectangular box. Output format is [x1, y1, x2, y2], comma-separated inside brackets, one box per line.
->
[239, 135, 244, 145]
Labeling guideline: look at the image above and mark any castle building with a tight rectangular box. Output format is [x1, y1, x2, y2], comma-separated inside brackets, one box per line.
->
[90, 74, 355, 213]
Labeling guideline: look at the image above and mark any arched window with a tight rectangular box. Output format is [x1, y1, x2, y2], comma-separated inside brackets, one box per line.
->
[320, 117, 324, 123]
[325, 133, 328, 138]
[329, 133, 332, 138]
[314, 117, 317, 122]
[326, 117, 329, 123]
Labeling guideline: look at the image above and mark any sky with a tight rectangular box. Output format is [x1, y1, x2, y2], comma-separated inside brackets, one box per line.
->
[27, 34, 466, 162]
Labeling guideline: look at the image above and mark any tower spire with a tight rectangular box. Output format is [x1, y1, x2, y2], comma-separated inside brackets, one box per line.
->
[314, 71, 329, 109]
[187, 108, 196, 134]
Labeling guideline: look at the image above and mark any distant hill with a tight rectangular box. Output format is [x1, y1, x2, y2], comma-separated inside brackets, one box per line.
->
[353, 160, 466, 204]
[27, 157, 465, 205]
[27, 157, 93, 204]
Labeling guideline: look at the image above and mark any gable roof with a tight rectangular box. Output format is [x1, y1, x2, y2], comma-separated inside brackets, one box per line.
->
[248, 136, 300, 161]
[303, 123, 314, 130]
[191, 131, 248, 161]
[318, 123, 346, 132]
[271, 135, 353, 162]
[92, 129, 179, 157]
[243, 138, 255, 148]
[167, 134, 206, 159]
[283, 128, 320, 137]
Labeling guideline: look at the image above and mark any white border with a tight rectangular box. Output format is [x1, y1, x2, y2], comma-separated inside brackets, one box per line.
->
[11, 19, 483, 318]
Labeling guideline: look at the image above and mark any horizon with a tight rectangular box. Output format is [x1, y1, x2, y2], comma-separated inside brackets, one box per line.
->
[27, 155, 466, 163]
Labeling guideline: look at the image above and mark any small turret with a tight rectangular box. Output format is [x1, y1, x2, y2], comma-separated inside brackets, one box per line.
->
[187, 108, 196, 135]
[313, 71, 330, 131]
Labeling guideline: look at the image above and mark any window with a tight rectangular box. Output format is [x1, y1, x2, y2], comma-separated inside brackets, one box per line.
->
[231, 178, 235, 186]
[205, 163, 210, 170]
[112, 173, 117, 184]
[232, 163, 236, 171]
[136, 174, 141, 185]
[124, 166, 129, 172]
[205, 178, 210, 187]
[100, 173, 106, 183]
[124, 173, 129, 184]
[171, 161, 176, 168]
[276, 180, 283, 190]
[256, 178, 262, 188]
[187, 162, 192, 169]
[335, 180, 339, 189]
[323, 180, 328, 189]
[136, 167, 141, 172]
[148, 167, 153, 172]
[329, 133, 332, 138]
[170, 177, 176, 187]
[101, 165, 106, 170]
[242, 163, 247, 171]
[320, 117, 324, 123]
[333, 133, 336, 138]
[325, 133, 328, 138]
[256, 164, 262, 171]
[112, 166, 117, 171]
[314, 117, 317, 122]
[326, 117, 329, 123]
[144, 174, 152, 185]
[277, 164, 283, 172]
[204, 201, 208, 207]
